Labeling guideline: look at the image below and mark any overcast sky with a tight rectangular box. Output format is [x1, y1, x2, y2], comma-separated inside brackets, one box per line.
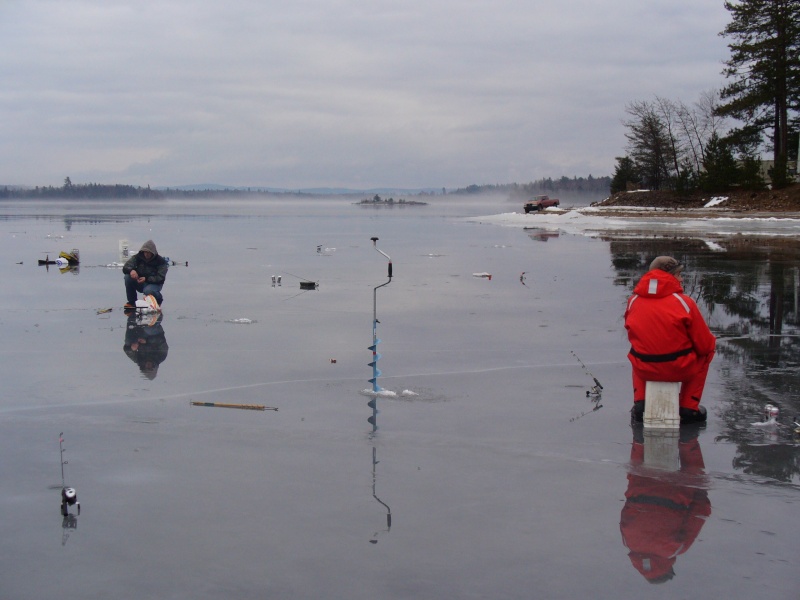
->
[1, 0, 732, 189]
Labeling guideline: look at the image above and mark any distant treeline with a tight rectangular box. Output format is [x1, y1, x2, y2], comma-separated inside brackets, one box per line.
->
[451, 175, 612, 198]
[2, 174, 613, 200]
[0, 183, 299, 200]
[0, 181, 164, 200]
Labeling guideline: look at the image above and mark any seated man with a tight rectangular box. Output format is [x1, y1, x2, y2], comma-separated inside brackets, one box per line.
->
[624, 256, 716, 424]
[123, 240, 169, 309]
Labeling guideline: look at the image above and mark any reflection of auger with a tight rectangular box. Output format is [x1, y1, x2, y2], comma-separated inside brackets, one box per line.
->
[368, 237, 392, 431]
[571, 350, 603, 398]
[370, 446, 392, 543]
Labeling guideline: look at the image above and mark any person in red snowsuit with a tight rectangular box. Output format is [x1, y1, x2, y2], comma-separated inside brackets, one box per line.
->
[624, 256, 716, 423]
[619, 428, 711, 583]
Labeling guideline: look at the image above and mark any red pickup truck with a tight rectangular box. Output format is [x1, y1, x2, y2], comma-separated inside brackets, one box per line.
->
[524, 195, 560, 213]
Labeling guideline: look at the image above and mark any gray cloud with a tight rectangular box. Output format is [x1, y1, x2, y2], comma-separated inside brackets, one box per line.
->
[0, 0, 730, 188]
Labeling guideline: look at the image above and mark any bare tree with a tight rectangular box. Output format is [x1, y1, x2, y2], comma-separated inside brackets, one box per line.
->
[653, 96, 684, 179]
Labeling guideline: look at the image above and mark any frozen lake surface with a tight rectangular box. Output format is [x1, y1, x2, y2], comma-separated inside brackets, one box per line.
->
[1, 195, 798, 599]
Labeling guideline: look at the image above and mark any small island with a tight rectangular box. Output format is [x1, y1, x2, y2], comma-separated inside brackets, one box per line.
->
[356, 194, 428, 206]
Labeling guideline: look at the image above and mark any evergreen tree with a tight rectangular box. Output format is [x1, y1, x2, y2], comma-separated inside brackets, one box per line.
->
[718, 0, 800, 188]
[610, 156, 639, 193]
[699, 134, 740, 191]
[624, 100, 675, 190]
[739, 153, 768, 189]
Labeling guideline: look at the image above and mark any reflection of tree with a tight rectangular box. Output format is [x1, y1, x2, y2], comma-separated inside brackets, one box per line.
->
[769, 262, 785, 346]
[730, 434, 800, 482]
[605, 233, 800, 482]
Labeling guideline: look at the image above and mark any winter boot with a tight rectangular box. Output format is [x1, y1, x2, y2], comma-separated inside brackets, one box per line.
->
[679, 405, 707, 425]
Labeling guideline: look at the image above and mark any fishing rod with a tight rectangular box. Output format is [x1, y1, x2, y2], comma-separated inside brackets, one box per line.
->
[59, 433, 80, 516]
[190, 401, 277, 411]
[104, 299, 161, 314]
[571, 350, 603, 398]
[282, 270, 316, 281]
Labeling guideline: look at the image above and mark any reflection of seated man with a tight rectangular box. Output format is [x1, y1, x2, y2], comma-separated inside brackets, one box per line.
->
[123, 313, 169, 379]
[619, 428, 711, 583]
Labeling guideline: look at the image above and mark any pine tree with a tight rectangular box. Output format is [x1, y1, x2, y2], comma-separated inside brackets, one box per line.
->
[717, 0, 800, 188]
[610, 156, 639, 194]
[624, 100, 675, 190]
[699, 134, 740, 191]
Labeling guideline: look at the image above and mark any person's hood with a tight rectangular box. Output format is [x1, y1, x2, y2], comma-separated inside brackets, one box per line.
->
[632, 269, 683, 299]
[140, 364, 159, 380]
[139, 240, 158, 256]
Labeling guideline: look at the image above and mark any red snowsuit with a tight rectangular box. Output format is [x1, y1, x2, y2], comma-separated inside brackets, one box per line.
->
[619, 435, 711, 582]
[624, 269, 716, 410]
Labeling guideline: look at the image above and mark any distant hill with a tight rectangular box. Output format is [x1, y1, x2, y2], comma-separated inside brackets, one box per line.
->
[159, 184, 442, 195]
[452, 176, 612, 197]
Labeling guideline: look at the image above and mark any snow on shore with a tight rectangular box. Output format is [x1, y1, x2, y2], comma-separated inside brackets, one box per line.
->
[467, 205, 800, 238]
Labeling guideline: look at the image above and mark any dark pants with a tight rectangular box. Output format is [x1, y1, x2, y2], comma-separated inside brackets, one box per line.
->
[125, 274, 163, 305]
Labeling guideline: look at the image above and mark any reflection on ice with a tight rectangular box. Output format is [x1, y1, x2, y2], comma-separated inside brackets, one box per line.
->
[123, 313, 169, 379]
[621, 426, 710, 584]
[369, 446, 392, 544]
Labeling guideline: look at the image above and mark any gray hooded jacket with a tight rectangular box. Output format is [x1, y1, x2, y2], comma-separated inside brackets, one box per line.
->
[122, 240, 169, 284]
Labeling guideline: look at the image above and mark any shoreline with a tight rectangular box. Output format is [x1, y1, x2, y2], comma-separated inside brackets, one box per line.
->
[577, 205, 800, 220]
[593, 184, 800, 218]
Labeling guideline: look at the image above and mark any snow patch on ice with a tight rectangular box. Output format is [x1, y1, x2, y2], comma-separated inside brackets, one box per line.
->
[360, 388, 397, 398]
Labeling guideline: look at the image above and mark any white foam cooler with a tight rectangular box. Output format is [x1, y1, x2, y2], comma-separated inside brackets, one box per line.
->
[644, 381, 680, 429]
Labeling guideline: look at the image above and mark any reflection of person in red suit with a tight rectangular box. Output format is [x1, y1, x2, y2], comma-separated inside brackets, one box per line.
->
[620, 428, 711, 583]
[625, 256, 716, 424]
